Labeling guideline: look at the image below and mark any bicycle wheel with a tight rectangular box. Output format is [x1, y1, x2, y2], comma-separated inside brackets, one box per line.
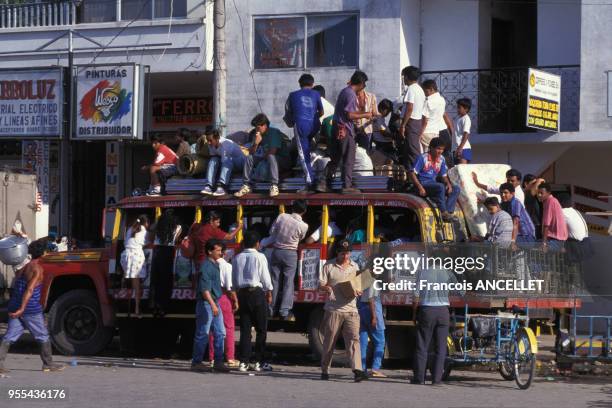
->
[498, 361, 515, 380]
[511, 331, 536, 389]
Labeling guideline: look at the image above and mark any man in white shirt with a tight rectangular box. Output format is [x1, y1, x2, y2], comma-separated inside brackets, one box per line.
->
[420, 80, 453, 154]
[201, 128, 247, 197]
[473, 168, 525, 204]
[305, 210, 342, 244]
[232, 231, 274, 372]
[398, 66, 426, 170]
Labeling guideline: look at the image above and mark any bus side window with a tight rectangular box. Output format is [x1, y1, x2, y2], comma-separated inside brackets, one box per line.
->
[329, 206, 368, 244]
[241, 205, 280, 245]
[375, 208, 421, 244]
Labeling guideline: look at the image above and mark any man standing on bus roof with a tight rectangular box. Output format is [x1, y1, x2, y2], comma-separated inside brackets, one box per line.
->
[0, 239, 64, 374]
[268, 200, 309, 321]
[316, 70, 374, 194]
[284, 73, 324, 194]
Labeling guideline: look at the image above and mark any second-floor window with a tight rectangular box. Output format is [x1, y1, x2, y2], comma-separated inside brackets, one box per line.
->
[253, 13, 359, 70]
[79, 0, 187, 23]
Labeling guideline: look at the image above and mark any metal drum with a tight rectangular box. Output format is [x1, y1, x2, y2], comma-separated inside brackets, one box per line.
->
[0, 235, 29, 266]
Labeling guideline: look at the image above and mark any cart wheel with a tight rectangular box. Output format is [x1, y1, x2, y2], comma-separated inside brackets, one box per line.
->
[511, 332, 536, 389]
[498, 361, 515, 380]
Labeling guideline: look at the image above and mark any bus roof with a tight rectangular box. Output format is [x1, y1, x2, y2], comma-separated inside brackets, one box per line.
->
[114, 192, 432, 210]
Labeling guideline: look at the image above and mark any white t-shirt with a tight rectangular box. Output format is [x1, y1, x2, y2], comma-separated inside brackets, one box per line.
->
[218, 258, 233, 290]
[402, 83, 426, 120]
[308, 222, 342, 242]
[453, 114, 472, 151]
[354, 146, 374, 176]
[563, 208, 589, 241]
[422, 92, 447, 134]
[125, 227, 147, 250]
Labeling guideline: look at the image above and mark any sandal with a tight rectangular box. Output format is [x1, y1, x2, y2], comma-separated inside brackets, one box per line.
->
[371, 370, 387, 378]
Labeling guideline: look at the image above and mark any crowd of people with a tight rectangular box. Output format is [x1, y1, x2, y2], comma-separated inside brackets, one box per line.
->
[140, 67, 471, 216]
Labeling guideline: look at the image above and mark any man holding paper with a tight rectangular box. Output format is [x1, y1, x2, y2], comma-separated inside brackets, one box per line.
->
[318, 239, 368, 382]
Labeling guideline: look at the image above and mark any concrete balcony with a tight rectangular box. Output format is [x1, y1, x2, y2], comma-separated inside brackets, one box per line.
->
[422, 66, 580, 135]
[0, 1, 77, 28]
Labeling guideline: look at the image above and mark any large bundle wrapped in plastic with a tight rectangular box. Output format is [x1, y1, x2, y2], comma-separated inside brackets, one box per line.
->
[448, 163, 510, 237]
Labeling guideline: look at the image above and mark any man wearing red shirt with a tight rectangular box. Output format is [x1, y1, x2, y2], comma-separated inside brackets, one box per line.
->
[538, 182, 568, 252]
[141, 135, 178, 196]
[191, 211, 243, 266]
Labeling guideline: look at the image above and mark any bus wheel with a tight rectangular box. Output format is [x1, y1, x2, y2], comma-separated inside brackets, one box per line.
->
[48, 290, 114, 356]
[307, 307, 346, 364]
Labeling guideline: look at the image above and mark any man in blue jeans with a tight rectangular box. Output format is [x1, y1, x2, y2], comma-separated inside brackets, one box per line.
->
[200, 128, 246, 197]
[409, 137, 460, 221]
[191, 240, 230, 373]
[358, 285, 386, 378]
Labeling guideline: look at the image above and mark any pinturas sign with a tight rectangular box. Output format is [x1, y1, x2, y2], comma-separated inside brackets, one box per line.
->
[74, 64, 144, 140]
[0, 68, 63, 138]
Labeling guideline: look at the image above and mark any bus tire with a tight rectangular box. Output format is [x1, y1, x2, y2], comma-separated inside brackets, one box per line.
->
[307, 307, 346, 364]
[48, 289, 114, 356]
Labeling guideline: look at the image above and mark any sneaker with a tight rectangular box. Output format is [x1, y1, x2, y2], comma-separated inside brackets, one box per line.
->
[190, 362, 209, 372]
[251, 362, 262, 372]
[353, 369, 369, 382]
[213, 363, 230, 373]
[269, 185, 279, 197]
[341, 187, 361, 194]
[42, 363, 65, 372]
[239, 362, 249, 372]
[258, 362, 273, 371]
[146, 188, 161, 197]
[234, 185, 251, 198]
[200, 186, 214, 195]
[212, 186, 227, 197]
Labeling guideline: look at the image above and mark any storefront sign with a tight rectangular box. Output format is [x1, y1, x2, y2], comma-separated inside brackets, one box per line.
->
[526, 68, 561, 132]
[0, 68, 63, 138]
[152, 97, 213, 127]
[74, 64, 144, 140]
[105, 142, 121, 205]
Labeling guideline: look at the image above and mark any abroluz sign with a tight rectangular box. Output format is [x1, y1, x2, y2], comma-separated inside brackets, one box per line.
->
[0, 68, 63, 138]
[74, 64, 144, 140]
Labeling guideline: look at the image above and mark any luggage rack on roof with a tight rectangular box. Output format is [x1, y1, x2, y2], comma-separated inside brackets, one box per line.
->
[164, 176, 394, 195]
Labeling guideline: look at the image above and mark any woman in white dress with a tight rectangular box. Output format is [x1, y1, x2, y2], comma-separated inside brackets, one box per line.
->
[120, 215, 150, 317]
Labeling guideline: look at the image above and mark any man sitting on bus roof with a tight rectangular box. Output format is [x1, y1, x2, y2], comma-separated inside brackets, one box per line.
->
[200, 127, 246, 197]
[142, 135, 178, 196]
[408, 137, 460, 221]
[234, 114, 292, 198]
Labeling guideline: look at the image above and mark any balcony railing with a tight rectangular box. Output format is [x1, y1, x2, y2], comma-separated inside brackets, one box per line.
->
[0, 1, 76, 28]
[422, 65, 580, 134]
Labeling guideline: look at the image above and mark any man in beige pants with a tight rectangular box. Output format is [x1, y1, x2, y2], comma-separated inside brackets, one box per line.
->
[318, 239, 368, 382]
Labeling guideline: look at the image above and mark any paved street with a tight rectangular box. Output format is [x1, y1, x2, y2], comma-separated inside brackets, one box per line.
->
[0, 331, 610, 408]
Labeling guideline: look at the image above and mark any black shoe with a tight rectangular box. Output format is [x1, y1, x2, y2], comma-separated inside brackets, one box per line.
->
[342, 187, 361, 194]
[213, 363, 230, 373]
[410, 379, 425, 385]
[280, 313, 296, 322]
[321, 373, 329, 381]
[296, 187, 313, 195]
[353, 369, 369, 382]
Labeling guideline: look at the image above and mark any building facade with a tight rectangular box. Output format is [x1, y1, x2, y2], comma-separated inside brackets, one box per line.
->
[0, 0, 610, 242]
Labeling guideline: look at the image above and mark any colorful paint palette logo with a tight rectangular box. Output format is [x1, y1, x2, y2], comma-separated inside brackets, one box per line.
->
[79, 80, 132, 123]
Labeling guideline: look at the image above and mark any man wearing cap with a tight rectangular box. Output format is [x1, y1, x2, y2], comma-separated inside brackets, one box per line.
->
[318, 239, 368, 382]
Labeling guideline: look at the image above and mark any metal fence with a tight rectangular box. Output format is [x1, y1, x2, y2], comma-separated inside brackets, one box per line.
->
[0, 1, 76, 28]
[421, 66, 580, 134]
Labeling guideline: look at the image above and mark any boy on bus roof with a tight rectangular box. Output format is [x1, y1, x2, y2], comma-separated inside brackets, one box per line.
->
[142, 135, 178, 196]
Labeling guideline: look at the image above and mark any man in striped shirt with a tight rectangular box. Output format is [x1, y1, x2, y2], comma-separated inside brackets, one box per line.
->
[1, 239, 64, 374]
